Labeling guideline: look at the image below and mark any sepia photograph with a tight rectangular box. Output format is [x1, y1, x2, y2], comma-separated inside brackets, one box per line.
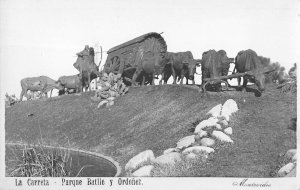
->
[0, 0, 298, 189]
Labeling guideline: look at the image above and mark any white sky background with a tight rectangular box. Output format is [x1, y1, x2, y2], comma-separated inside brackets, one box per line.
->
[0, 0, 299, 96]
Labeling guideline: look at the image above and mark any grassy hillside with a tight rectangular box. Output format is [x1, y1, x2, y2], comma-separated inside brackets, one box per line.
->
[5, 84, 296, 177]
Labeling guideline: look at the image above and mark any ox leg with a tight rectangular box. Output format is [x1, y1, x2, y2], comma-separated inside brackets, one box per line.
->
[237, 77, 241, 89]
[151, 73, 155, 85]
[80, 74, 84, 92]
[20, 89, 27, 101]
[171, 67, 177, 85]
[132, 69, 141, 86]
[241, 78, 247, 92]
[50, 89, 53, 98]
[180, 70, 184, 85]
[142, 74, 145, 86]
[159, 73, 164, 85]
[164, 72, 171, 84]
[201, 82, 207, 93]
[87, 73, 91, 91]
[20, 89, 26, 102]
[179, 77, 184, 85]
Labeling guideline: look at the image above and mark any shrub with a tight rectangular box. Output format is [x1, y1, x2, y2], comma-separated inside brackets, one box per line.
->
[5, 93, 18, 107]
[9, 144, 72, 177]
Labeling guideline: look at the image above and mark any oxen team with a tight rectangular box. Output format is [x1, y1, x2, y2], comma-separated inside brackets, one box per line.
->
[19, 47, 274, 101]
[19, 45, 100, 101]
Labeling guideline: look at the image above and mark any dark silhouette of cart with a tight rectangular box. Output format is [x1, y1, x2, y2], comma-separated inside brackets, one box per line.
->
[103, 32, 167, 85]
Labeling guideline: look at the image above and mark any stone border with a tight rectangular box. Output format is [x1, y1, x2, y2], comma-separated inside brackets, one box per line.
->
[124, 99, 239, 177]
[6, 142, 122, 177]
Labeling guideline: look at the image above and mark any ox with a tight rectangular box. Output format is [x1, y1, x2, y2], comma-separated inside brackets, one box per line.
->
[56, 74, 82, 95]
[73, 45, 102, 91]
[131, 51, 164, 85]
[20, 76, 63, 101]
[234, 49, 274, 92]
[160, 51, 199, 85]
[201, 50, 234, 92]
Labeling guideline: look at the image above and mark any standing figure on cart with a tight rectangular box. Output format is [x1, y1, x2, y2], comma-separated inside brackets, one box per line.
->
[73, 45, 102, 91]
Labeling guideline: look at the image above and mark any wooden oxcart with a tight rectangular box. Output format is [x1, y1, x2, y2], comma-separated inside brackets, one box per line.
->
[103, 32, 167, 85]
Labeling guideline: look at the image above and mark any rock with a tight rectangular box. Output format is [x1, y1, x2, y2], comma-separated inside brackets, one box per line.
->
[212, 130, 233, 143]
[284, 149, 296, 160]
[223, 127, 233, 135]
[185, 152, 198, 160]
[104, 81, 111, 87]
[194, 131, 208, 142]
[131, 165, 154, 177]
[218, 119, 229, 127]
[154, 152, 181, 165]
[292, 154, 296, 162]
[195, 130, 208, 142]
[163, 148, 177, 155]
[107, 97, 116, 101]
[97, 100, 108, 108]
[221, 99, 238, 121]
[182, 146, 214, 155]
[109, 91, 118, 97]
[200, 138, 216, 147]
[199, 130, 208, 137]
[284, 167, 296, 177]
[106, 100, 114, 107]
[176, 135, 195, 148]
[194, 134, 201, 142]
[206, 104, 222, 118]
[194, 117, 219, 133]
[125, 150, 155, 172]
[278, 162, 296, 177]
[215, 124, 222, 130]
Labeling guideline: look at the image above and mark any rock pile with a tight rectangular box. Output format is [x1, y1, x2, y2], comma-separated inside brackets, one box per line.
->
[91, 73, 128, 108]
[194, 99, 237, 145]
[124, 99, 239, 177]
[277, 149, 297, 177]
[5, 93, 19, 107]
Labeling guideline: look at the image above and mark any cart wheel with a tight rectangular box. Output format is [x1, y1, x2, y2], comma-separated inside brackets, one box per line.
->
[110, 56, 121, 73]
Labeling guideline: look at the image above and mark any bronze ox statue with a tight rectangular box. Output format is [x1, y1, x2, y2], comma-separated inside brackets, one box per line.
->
[131, 51, 164, 85]
[200, 50, 234, 92]
[200, 49, 275, 94]
[56, 74, 82, 95]
[233, 49, 275, 92]
[20, 76, 63, 101]
[159, 51, 200, 85]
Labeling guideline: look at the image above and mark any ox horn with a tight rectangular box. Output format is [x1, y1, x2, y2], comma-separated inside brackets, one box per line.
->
[263, 67, 276, 75]
[244, 71, 254, 76]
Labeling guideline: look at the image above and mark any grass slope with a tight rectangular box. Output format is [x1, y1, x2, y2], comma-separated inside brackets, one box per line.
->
[5, 84, 296, 177]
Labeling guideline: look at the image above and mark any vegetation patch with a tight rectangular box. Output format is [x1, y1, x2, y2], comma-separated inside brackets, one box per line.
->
[5, 84, 297, 177]
[151, 154, 209, 177]
[7, 144, 72, 177]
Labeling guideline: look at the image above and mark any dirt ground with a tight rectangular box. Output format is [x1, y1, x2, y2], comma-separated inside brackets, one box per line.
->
[5, 83, 297, 177]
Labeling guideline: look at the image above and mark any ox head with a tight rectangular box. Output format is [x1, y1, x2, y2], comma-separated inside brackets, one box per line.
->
[245, 67, 275, 92]
[54, 79, 66, 90]
[183, 59, 200, 80]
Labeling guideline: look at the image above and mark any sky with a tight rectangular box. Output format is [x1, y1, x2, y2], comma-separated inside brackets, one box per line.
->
[0, 0, 299, 96]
